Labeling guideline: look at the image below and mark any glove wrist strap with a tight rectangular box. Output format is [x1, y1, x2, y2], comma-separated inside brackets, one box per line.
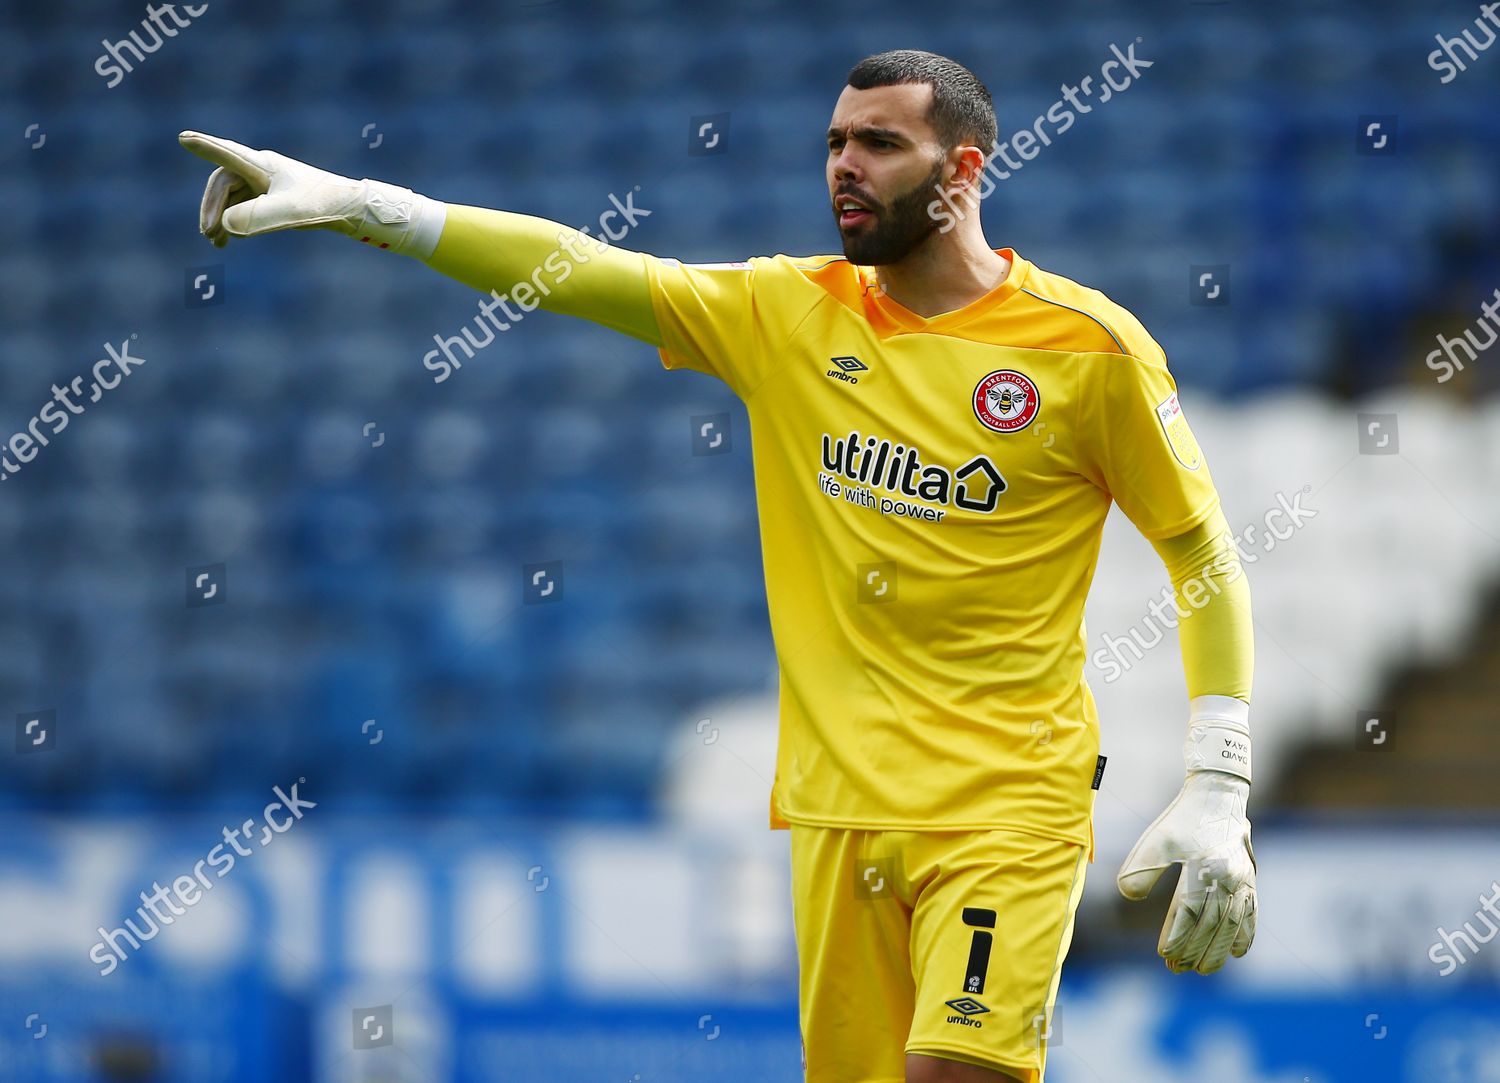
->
[352, 179, 448, 259]
[1184, 694, 1251, 783]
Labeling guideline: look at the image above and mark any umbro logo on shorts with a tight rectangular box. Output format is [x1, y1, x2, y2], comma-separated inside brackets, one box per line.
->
[944, 996, 989, 1016]
[944, 996, 989, 1028]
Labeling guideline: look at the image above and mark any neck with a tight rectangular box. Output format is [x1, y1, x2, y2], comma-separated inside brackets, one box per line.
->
[872, 227, 1010, 318]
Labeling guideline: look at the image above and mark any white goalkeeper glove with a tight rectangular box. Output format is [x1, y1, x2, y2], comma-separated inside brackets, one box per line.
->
[1116, 695, 1257, 975]
[178, 130, 447, 257]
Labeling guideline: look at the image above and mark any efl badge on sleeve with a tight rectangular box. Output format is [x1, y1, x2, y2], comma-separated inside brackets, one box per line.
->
[1155, 391, 1202, 470]
[973, 370, 1040, 433]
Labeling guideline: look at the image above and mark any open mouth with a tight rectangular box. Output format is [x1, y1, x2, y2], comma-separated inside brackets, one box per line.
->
[836, 197, 875, 228]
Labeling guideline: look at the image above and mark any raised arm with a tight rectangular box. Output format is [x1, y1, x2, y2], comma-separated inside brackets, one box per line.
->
[178, 131, 661, 345]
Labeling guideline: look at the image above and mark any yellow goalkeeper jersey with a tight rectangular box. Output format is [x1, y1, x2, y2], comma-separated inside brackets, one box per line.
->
[645, 248, 1221, 861]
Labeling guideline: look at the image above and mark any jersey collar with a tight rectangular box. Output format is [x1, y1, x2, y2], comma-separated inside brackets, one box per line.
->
[860, 248, 1030, 334]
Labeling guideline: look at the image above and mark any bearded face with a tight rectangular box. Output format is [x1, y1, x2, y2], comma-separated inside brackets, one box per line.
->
[833, 155, 947, 266]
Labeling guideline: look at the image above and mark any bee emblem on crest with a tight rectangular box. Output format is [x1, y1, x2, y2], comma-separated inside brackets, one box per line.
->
[973, 370, 1040, 433]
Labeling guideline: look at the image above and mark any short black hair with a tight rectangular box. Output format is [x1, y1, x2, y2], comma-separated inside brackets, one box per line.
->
[846, 50, 997, 153]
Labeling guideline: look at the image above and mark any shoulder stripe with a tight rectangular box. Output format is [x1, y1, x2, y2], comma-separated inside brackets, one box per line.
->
[1019, 286, 1126, 354]
[793, 257, 846, 271]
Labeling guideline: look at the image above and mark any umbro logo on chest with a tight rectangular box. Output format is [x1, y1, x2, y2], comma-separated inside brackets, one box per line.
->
[825, 355, 869, 384]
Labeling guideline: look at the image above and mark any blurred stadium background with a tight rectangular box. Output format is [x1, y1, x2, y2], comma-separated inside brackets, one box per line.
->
[3, 0, 1500, 1080]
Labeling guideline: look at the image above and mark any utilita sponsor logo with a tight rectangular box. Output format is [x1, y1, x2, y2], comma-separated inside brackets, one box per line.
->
[819, 431, 1008, 513]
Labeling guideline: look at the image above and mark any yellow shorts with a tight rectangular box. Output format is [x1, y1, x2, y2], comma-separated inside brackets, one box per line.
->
[789, 824, 1088, 1082]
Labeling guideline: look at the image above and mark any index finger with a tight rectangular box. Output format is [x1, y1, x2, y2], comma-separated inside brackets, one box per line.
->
[178, 131, 271, 189]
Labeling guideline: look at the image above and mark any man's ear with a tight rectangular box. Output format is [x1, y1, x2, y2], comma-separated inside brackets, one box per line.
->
[945, 144, 988, 205]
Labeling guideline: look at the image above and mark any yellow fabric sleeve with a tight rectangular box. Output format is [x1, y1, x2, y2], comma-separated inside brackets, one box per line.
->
[1149, 503, 1253, 702]
[422, 203, 662, 345]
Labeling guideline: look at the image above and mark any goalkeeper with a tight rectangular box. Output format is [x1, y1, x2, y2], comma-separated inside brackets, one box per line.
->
[180, 49, 1254, 1083]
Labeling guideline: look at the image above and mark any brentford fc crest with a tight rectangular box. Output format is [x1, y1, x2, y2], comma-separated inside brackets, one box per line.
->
[973, 370, 1040, 433]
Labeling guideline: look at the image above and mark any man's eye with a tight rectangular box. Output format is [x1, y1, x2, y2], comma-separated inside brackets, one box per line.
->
[872, 139, 893, 149]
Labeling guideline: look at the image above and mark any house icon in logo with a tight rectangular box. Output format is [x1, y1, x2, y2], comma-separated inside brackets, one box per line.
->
[952, 457, 1008, 513]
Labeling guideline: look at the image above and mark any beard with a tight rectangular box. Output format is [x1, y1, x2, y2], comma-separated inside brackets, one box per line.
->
[835, 157, 947, 266]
